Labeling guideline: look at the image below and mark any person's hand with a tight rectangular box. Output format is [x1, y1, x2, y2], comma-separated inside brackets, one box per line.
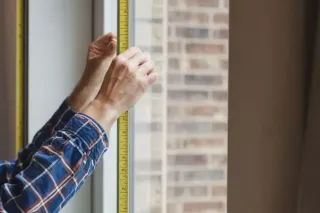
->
[82, 47, 158, 133]
[68, 32, 117, 112]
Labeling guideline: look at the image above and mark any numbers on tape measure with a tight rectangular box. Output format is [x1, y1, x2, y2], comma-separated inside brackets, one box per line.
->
[118, 0, 129, 212]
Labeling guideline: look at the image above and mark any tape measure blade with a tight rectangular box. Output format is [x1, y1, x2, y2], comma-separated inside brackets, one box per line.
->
[16, 0, 24, 154]
[117, 0, 129, 213]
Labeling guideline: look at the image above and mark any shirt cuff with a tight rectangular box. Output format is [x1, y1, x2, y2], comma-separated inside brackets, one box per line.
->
[48, 97, 77, 134]
[63, 113, 109, 149]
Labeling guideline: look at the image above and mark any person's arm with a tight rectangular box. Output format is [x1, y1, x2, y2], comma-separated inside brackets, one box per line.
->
[0, 44, 157, 213]
[0, 99, 74, 192]
[14, 99, 76, 173]
[13, 32, 117, 175]
[0, 113, 109, 213]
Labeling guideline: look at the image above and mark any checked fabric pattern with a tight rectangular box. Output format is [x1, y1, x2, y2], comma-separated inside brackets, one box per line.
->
[0, 99, 108, 213]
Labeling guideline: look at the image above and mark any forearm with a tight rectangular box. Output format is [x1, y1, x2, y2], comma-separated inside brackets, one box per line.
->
[0, 113, 108, 213]
[15, 98, 76, 172]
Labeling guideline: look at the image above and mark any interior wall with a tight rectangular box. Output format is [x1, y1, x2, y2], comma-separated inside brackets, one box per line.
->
[28, 0, 93, 212]
[228, 0, 306, 213]
[0, 0, 17, 159]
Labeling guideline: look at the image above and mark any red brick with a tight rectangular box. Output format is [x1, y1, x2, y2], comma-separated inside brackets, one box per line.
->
[167, 171, 180, 182]
[185, 74, 223, 86]
[167, 105, 182, 118]
[168, 90, 209, 101]
[183, 169, 225, 181]
[169, 0, 179, 7]
[220, 58, 229, 70]
[212, 122, 228, 132]
[168, 121, 214, 134]
[167, 74, 182, 84]
[185, 138, 225, 148]
[168, 41, 181, 53]
[135, 159, 162, 172]
[186, 43, 225, 54]
[168, 186, 185, 198]
[213, 12, 229, 24]
[224, 0, 229, 8]
[167, 137, 226, 150]
[183, 202, 225, 213]
[185, 0, 220, 8]
[167, 203, 179, 213]
[212, 185, 227, 196]
[168, 154, 208, 166]
[213, 28, 229, 39]
[189, 186, 208, 196]
[176, 27, 209, 38]
[212, 154, 227, 165]
[188, 58, 210, 69]
[212, 91, 228, 101]
[169, 11, 209, 23]
[185, 105, 219, 116]
[135, 174, 161, 183]
[168, 58, 180, 69]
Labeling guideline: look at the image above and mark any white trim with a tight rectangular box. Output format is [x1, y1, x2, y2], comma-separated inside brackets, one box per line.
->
[161, 1, 168, 213]
[28, 1, 93, 212]
[92, 0, 118, 213]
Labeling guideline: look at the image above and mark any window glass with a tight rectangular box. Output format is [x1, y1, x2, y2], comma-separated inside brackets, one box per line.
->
[134, 0, 229, 213]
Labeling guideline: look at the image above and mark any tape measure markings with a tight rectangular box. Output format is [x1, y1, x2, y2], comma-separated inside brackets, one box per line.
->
[118, 0, 129, 212]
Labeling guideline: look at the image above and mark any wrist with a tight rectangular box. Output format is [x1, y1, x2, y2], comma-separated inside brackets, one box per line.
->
[82, 100, 119, 134]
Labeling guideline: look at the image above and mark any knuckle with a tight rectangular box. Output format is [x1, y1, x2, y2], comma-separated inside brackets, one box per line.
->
[127, 62, 135, 72]
[114, 56, 127, 66]
[131, 46, 141, 53]
[88, 43, 94, 51]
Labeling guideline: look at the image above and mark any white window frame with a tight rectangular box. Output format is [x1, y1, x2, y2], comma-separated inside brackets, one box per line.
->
[92, 1, 119, 213]
[92, 1, 170, 213]
[92, 0, 137, 212]
[28, 1, 94, 212]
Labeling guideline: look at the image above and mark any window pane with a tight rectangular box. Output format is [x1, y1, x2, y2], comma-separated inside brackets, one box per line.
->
[134, 0, 228, 213]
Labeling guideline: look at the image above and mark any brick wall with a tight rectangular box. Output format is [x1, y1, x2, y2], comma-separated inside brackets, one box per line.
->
[134, 0, 228, 213]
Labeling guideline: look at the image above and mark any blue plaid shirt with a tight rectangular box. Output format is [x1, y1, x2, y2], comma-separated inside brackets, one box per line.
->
[0, 99, 108, 213]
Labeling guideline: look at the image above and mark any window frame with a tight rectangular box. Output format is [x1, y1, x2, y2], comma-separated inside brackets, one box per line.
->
[92, 1, 119, 213]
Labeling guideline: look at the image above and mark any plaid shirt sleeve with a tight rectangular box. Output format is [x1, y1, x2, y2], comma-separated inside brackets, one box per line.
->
[16, 98, 77, 172]
[0, 98, 75, 188]
[0, 98, 75, 191]
[0, 102, 109, 213]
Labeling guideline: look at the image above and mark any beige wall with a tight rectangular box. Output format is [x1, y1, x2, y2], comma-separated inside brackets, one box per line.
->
[229, 0, 307, 212]
[0, 0, 17, 159]
[0, 0, 94, 212]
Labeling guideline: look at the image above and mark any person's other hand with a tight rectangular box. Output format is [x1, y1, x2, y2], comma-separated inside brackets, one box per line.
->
[83, 47, 158, 133]
[68, 32, 117, 112]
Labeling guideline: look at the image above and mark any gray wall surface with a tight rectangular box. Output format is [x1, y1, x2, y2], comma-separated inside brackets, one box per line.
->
[0, 0, 94, 212]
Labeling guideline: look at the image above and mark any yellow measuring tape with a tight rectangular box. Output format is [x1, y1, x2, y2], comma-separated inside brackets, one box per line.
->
[16, 0, 25, 155]
[118, 0, 129, 213]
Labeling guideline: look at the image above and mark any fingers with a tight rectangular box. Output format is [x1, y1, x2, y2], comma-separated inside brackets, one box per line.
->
[145, 72, 158, 85]
[112, 47, 157, 86]
[104, 40, 117, 57]
[119, 47, 141, 60]
[136, 59, 155, 76]
[138, 59, 158, 87]
[129, 52, 151, 68]
[96, 32, 116, 44]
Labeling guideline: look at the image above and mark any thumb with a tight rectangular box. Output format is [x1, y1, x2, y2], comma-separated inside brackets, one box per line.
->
[103, 40, 117, 59]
